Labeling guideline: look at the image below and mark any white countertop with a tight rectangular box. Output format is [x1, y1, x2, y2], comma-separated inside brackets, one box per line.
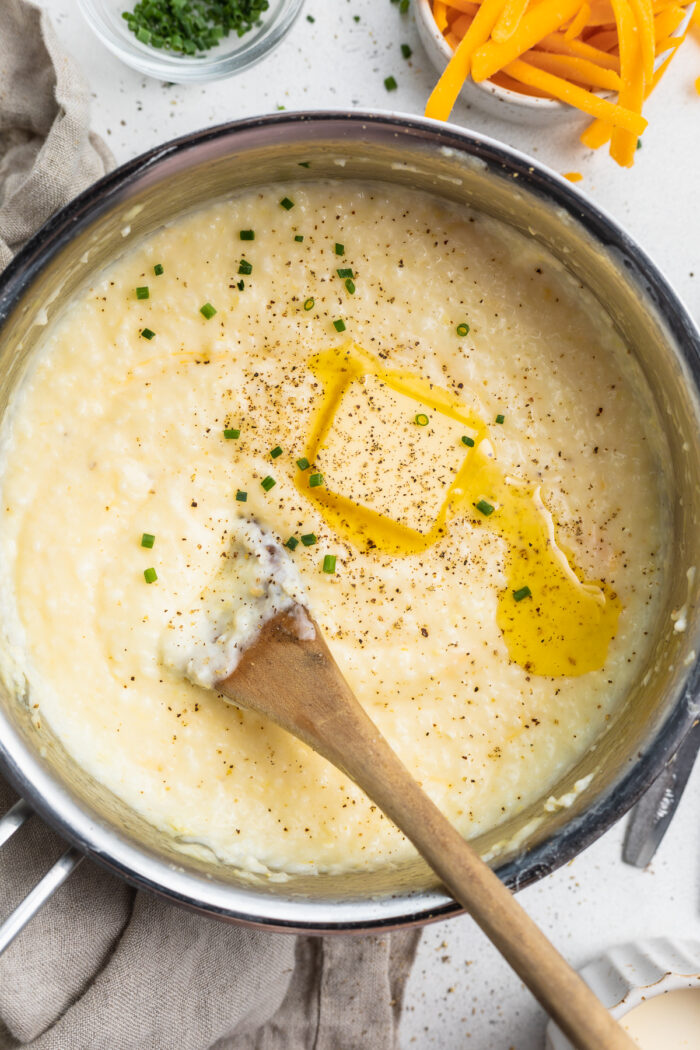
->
[37, 2, 700, 1046]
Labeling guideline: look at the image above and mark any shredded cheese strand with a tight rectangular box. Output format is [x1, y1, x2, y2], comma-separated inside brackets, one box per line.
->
[504, 56, 648, 130]
[471, 0, 583, 80]
[425, 0, 507, 119]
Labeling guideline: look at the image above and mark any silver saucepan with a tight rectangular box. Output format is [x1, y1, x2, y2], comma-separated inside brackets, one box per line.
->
[0, 112, 698, 947]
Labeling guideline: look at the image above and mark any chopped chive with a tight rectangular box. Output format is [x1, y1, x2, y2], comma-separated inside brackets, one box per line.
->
[456, 322, 470, 337]
[333, 319, 346, 333]
[337, 268, 354, 279]
[345, 279, 356, 295]
[334, 242, 345, 255]
[285, 536, 299, 550]
[401, 43, 412, 58]
[200, 302, 217, 319]
[223, 428, 240, 440]
[141, 533, 155, 549]
[475, 499, 495, 516]
[513, 585, 532, 602]
[303, 297, 315, 311]
[414, 413, 429, 426]
[296, 457, 310, 470]
[270, 445, 283, 459]
[306, 13, 315, 21]
[384, 75, 398, 91]
[143, 567, 157, 584]
[280, 197, 295, 210]
[495, 413, 505, 424]
[141, 328, 155, 340]
[294, 234, 304, 242]
[399, 0, 409, 11]
[462, 435, 475, 447]
[136, 286, 149, 300]
[235, 490, 248, 502]
[309, 472, 324, 487]
[238, 260, 253, 275]
[636, 138, 642, 150]
[301, 532, 317, 546]
[240, 229, 255, 240]
[153, 263, 164, 276]
[237, 279, 245, 291]
[298, 161, 311, 168]
[261, 475, 276, 491]
[322, 554, 337, 574]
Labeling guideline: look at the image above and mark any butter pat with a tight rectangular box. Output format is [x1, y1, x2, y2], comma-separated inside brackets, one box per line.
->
[315, 374, 468, 533]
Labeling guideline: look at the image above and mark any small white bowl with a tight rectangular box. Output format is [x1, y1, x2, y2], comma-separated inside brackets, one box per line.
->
[414, 0, 696, 126]
[545, 937, 700, 1049]
[414, 0, 575, 124]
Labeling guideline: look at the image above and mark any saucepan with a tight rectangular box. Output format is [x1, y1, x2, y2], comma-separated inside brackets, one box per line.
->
[0, 112, 698, 948]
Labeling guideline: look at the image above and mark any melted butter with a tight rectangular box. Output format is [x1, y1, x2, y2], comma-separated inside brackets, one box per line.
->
[301, 343, 621, 678]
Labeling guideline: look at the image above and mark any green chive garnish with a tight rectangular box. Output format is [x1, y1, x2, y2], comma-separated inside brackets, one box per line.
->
[223, 428, 240, 440]
[456, 322, 470, 337]
[303, 297, 315, 311]
[301, 533, 317, 546]
[462, 435, 475, 447]
[337, 268, 354, 279]
[261, 476, 276, 491]
[235, 490, 247, 502]
[200, 302, 217, 319]
[401, 43, 412, 58]
[384, 75, 398, 91]
[270, 446, 283, 459]
[280, 197, 295, 210]
[322, 554, 337, 574]
[240, 229, 255, 240]
[153, 263, 164, 276]
[141, 533, 155, 549]
[333, 319, 346, 333]
[513, 586, 532, 602]
[296, 457, 310, 470]
[345, 279, 355, 295]
[309, 473, 324, 487]
[144, 567, 157, 584]
[495, 413, 505, 424]
[475, 499, 495, 516]
[237, 280, 245, 291]
[238, 260, 252, 275]
[285, 536, 299, 550]
[414, 413, 429, 426]
[298, 161, 311, 168]
[141, 328, 155, 340]
[294, 234, 304, 242]
[334, 243, 345, 255]
[136, 286, 149, 300]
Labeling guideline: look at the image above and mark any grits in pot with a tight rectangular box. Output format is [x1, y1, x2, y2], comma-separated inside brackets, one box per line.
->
[0, 181, 670, 876]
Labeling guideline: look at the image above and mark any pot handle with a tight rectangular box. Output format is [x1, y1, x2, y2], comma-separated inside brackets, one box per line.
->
[0, 798, 83, 955]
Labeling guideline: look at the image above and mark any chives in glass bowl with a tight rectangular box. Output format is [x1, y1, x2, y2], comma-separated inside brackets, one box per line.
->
[77, 0, 305, 83]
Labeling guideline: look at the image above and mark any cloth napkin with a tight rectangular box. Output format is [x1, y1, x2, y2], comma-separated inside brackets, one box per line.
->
[0, 3, 421, 1047]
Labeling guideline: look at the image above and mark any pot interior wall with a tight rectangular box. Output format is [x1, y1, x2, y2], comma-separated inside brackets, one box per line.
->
[0, 119, 698, 923]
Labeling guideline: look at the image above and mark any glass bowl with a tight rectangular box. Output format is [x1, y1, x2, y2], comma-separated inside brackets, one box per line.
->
[77, 0, 305, 83]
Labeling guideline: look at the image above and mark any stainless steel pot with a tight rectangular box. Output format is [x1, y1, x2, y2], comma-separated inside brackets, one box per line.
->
[0, 112, 699, 945]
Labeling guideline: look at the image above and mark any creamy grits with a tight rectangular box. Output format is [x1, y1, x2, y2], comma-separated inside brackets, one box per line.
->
[0, 181, 670, 875]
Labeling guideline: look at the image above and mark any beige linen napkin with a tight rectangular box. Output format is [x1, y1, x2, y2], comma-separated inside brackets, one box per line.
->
[0, 3, 420, 1047]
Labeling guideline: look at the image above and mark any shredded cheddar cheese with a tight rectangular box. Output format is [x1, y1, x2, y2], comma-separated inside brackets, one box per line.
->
[425, 0, 695, 167]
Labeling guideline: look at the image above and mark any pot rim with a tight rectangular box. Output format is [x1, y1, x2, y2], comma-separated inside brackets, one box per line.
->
[0, 109, 699, 932]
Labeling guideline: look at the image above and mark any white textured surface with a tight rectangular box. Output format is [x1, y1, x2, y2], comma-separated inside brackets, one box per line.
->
[34, 1, 700, 1046]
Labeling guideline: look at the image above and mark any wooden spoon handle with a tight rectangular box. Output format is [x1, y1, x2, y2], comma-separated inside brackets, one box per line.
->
[222, 614, 636, 1050]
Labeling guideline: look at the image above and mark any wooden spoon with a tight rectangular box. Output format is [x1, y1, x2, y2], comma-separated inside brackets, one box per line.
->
[218, 607, 636, 1050]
